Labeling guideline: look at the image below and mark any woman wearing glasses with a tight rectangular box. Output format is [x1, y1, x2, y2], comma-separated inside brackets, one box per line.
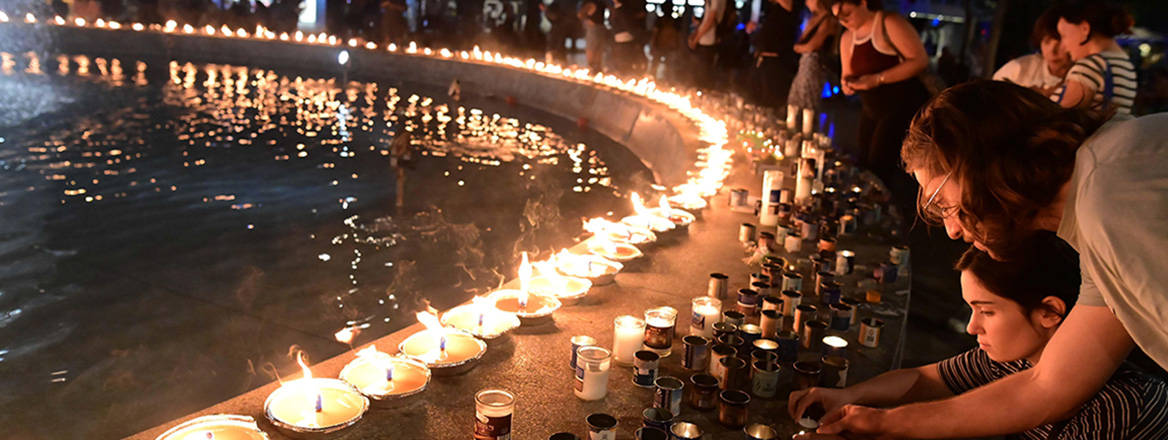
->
[814, 80, 1168, 438]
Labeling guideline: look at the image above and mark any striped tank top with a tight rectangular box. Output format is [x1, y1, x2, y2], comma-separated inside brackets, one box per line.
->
[1060, 47, 1137, 115]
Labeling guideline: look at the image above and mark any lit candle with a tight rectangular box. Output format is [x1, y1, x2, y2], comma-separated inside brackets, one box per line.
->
[690, 297, 722, 339]
[650, 195, 695, 227]
[529, 256, 592, 303]
[553, 249, 623, 285]
[795, 158, 814, 206]
[339, 345, 431, 401]
[399, 311, 487, 374]
[490, 253, 563, 324]
[263, 353, 368, 436]
[586, 237, 642, 263]
[621, 192, 676, 233]
[644, 306, 678, 357]
[574, 346, 612, 400]
[440, 297, 520, 339]
[613, 315, 646, 366]
[156, 415, 268, 440]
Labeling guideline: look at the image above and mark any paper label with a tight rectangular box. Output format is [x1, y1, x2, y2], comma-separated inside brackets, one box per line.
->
[473, 413, 512, 440]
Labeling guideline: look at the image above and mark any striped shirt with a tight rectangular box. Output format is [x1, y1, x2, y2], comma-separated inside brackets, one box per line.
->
[938, 348, 1168, 439]
[1061, 48, 1137, 115]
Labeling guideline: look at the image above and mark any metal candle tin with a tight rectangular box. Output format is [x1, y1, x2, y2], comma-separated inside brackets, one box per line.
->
[719, 356, 749, 391]
[840, 297, 862, 326]
[781, 290, 802, 316]
[717, 390, 751, 428]
[738, 223, 757, 243]
[712, 322, 738, 339]
[682, 335, 711, 370]
[707, 273, 729, 299]
[750, 272, 770, 287]
[829, 303, 853, 330]
[781, 272, 803, 294]
[688, 373, 720, 410]
[814, 271, 835, 296]
[793, 304, 818, 334]
[761, 295, 783, 312]
[760, 309, 782, 338]
[642, 406, 675, 432]
[708, 343, 736, 380]
[738, 324, 762, 347]
[729, 188, 749, 208]
[802, 320, 828, 351]
[750, 360, 781, 398]
[549, 433, 579, 440]
[761, 263, 784, 285]
[670, 422, 703, 440]
[635, 427, 669, 440]
[860, 318, 884, 348]
[633, 350, 661, 388]
[820, 355, 849, 388]
[653, 376, 685, 416]
[835, 250, 855, 275]
[890, 245, 910, 276]
[744, 424, 779, 440]
[738, 288, 762, 317]
[721, 310, 745, 327]
[810, 256, 830, 278]
[875, 262, 898, 284]
[585, 413, 618, 440]
[783, 233, 802, 253]
[818, 237, 837, 254]
[820, 281, 842, 306]
[570, 335, 598, 370]
[793, 360, 822, 390]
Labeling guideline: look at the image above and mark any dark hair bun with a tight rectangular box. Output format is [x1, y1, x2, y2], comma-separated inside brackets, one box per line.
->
[1055, 0, 1133, 38]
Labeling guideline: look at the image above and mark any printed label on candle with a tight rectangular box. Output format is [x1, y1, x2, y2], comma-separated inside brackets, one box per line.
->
[473, 414, 512, 440]
[633, 365, 657, 387]
[644, 325, 672, 349]
[575, 365, 586, 392]
[691, 312, 705, 330]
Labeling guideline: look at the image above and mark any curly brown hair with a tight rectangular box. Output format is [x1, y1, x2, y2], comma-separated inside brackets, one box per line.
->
[901, 80, 1106, 258]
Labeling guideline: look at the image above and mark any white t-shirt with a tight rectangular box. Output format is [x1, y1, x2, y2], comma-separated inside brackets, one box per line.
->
[1057, 113, 1168, 370]
[698, 0, 725, 47]
[992, 53, 1064, 90]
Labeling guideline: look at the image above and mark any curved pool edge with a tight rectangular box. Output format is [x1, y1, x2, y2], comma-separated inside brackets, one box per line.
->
[0, 23, 703, 189]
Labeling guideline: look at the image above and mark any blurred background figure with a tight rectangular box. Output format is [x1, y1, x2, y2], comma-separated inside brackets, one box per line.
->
[578, 0, 608, 71]
[786, 0, 837, 134]
[1053, 1, 1137, 115]
[992, 8, 1071, 97]
[746, 0, 801, 111]
[610, 0, 648, 75]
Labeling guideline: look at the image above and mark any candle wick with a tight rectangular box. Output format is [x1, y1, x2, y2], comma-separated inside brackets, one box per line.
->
[206, 432, 214, 440]
[477, 313, 484, 329]
[386, 366, 394, 382]
[315, 393, 323, 413]
[439, 335, 447, 353]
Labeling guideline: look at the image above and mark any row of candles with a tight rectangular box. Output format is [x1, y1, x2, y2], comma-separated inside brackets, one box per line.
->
[153, 190, 705, 439]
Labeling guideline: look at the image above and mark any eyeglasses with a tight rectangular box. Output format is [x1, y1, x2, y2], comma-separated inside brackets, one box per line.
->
[920, 171, 957, 221]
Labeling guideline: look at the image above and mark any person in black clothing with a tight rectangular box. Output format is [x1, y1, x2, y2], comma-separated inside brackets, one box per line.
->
[746, 0, 802, 109]
[542, 0, 571, 63]
[610, 0, 647, 75]
[579, 0, 608, 72]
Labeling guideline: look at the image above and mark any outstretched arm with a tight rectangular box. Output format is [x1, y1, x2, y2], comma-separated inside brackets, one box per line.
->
[820, 304, 1133, 438]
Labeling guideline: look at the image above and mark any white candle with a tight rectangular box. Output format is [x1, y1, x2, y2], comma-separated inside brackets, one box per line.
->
[157, 415, 268, 440]
[802, 108, 815, 136]
[759, 170, 782, 227]
[786, 104, 797, 130]
[690, 297, 722, 339]
[574, 346, 612, 401]
[794, 159, 813, 206]
[784, 234, 802, 253]
[613, 315, 645, 365]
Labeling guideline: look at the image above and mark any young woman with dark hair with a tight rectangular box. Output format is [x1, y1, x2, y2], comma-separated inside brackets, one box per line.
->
[791, 233, 1168, 439]
[1053, 0, 1137, 115]
[813, 80, 1168, 438]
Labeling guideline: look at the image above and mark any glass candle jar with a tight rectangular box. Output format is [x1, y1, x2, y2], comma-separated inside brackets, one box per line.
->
[690, 297, 722, 339]
[474, 389, 515, 440]
[644, 307, 678, 357]
[613, 315, 646, 365]
[574, 346, 612, 401]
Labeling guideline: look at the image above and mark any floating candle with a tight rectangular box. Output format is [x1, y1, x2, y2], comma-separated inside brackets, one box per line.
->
[155, 415, 268, 440]
[339, 345, 431, 402]
[264, 353, 368, 436]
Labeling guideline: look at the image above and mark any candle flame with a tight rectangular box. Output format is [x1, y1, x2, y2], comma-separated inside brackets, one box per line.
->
[296, 351, 313, 380]
[414, 309, 446, 352]
[333, 326, 358, 344]
[630, 192, 648, 215]
[518, 252, 531, 309]
[658, 194, 671, 212]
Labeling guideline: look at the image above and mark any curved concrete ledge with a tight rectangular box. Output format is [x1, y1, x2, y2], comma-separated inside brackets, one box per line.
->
[0, 24, 702, 187]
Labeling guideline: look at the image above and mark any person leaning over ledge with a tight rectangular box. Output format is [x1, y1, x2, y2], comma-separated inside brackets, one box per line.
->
[813, 80, 1168, 438]
[790, 232, 1168, 439]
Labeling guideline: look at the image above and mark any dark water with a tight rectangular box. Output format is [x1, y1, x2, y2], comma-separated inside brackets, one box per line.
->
[0, 52, 651, 438]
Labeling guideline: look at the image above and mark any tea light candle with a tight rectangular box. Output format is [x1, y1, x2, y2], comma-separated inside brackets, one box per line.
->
[584, 218, 657, 245]
[156, 415, 268, 440]
[529, 273, 592, 303]
[649, 195, 695, 227]
[339, 346, 431, 401]
[613, 315, 646, 366]
[264, 354, 368, 436]
[622, 192, 676, 233]
[644, 306, 678, 357]
[490, 252, 562, 324]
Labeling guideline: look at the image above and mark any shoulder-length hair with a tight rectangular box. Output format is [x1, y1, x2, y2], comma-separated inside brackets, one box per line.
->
[901, 80, 1106, 258]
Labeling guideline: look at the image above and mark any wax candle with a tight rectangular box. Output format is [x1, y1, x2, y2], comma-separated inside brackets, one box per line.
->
[574, 346, 612, 400]
[339, 346, 431, 401]
[586, 238, 643, 263]
[690, 297, 722, 339]
[613, 315, 646, 365]
[264, 378, 368, 434]
[794, 158, 814, 206]
[554, 250, 623, 284]
[644, 306, 678, 357]
[398, 328, 487, 370]
[156, 415, 268, 440]
[529, 273, 592, 303]
[440, 301, 520, 340]
[474, 389, 514, 440]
